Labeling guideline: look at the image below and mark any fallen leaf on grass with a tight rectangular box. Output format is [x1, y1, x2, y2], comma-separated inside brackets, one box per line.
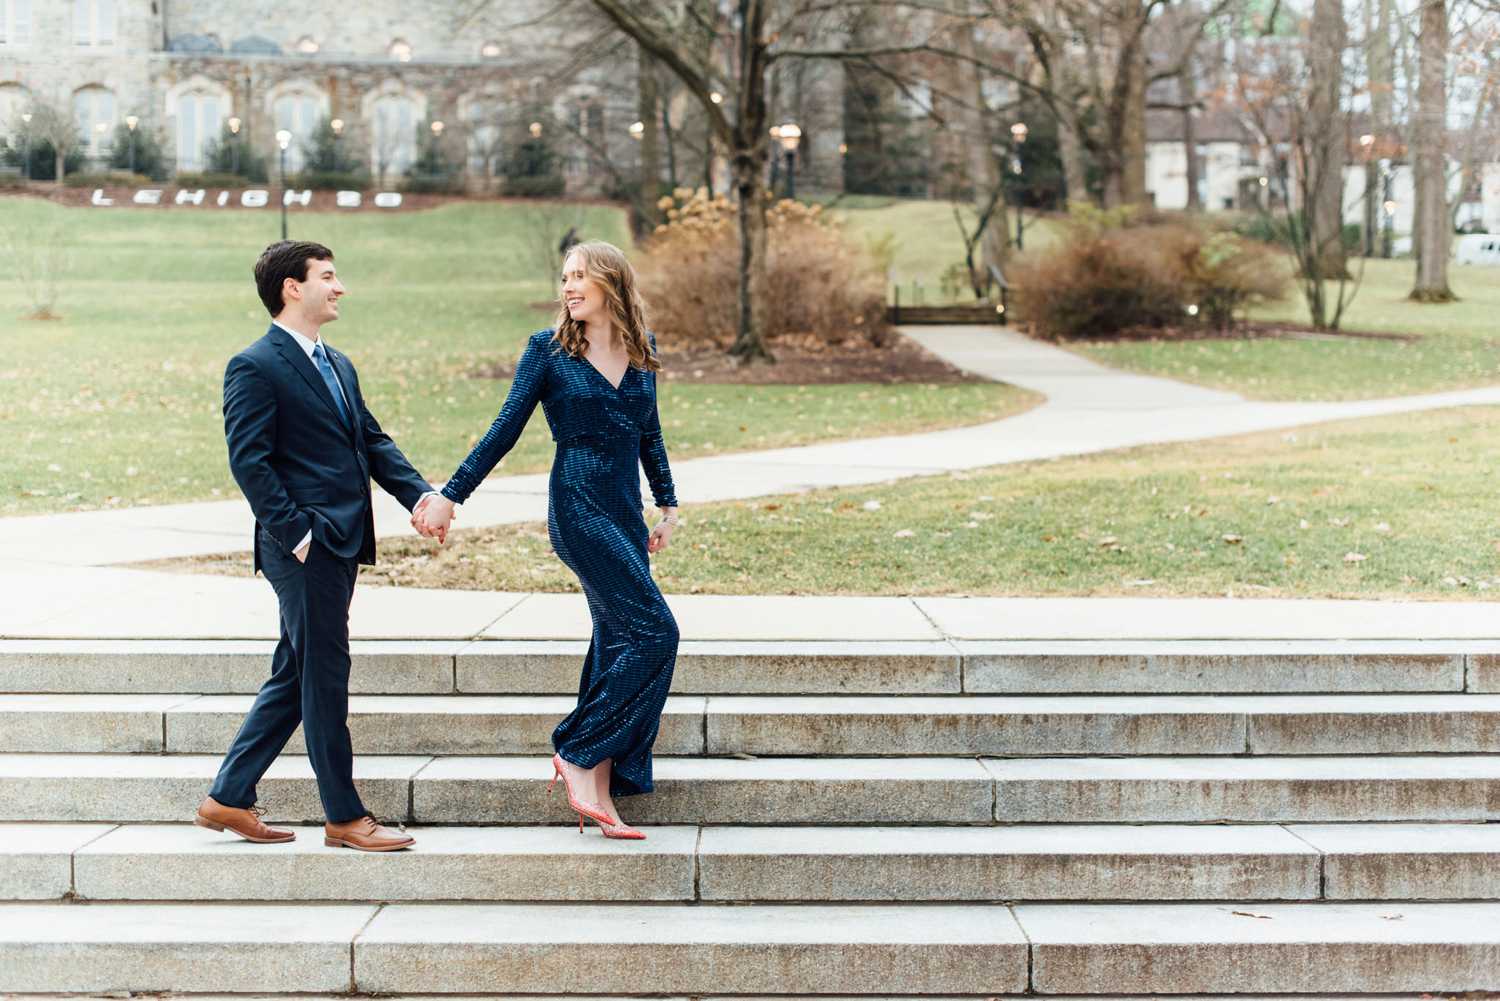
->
[1222, 534, 1243, 544]
[893, 529, 915, 538]
[1344, 552, 1367, 563]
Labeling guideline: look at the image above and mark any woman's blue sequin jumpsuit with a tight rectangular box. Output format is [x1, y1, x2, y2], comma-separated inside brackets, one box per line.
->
[440, 329, 679, 797]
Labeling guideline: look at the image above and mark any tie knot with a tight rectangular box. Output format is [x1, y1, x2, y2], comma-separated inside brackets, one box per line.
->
[312, 343, 326, 359]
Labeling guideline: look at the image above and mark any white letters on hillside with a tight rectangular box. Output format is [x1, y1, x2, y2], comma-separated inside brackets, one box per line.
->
[88, 187, 410, 209]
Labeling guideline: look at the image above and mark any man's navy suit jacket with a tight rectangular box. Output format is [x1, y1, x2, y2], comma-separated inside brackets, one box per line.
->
[223, 324, 431, 574]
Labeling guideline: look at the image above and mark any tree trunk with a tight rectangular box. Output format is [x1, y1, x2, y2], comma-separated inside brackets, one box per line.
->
[1307, 0, 1348, 280]
[955, 17, 1008, 289]
[1056, 105, 1090, 207]
[1120, 40, 1148, 207]
[1181, 60, 1201, 212]
[636, 45, 663, 236]
[1409, 0, 1455, 301]
[728, 0, 772, 363]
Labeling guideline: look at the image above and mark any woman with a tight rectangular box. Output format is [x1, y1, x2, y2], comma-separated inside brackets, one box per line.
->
[417, 241, 679, 840]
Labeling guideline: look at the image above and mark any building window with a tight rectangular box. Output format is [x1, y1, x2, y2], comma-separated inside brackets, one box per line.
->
[0, 82, 29, 125]
[73, 85, 116, 157]
[389, 39, 412, 62]
[176, 91, 223, 171]
[295, 34, 318, 54]
[480, 40, 501, 59]
[273, 91, 320, 172]
[372, 94, 417, 179]
[74, 0, 115, 46]
[1, 0, 33, 46]
[462, 94, 504, 176]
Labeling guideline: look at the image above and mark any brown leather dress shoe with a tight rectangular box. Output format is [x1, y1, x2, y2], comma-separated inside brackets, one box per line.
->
[324, 814, 415, 852]
[194, 795, 296, 844]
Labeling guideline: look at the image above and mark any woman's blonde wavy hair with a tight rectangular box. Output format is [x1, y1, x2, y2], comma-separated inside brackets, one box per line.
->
[552, 241, 660, 372]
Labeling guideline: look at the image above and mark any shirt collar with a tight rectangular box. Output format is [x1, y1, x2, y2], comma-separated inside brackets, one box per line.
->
[273, 319, 321, 358]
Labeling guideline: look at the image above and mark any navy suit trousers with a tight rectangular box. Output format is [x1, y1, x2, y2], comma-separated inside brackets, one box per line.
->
[209, 527, 364, 822]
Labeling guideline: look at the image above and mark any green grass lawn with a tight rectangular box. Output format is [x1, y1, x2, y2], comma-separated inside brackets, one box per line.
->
[829, 199, 1500, 401]
[832, 197, 1062, 304]
[0, 196, 1032, 516]
[1071, 258, 1500, 401]
[175, 404, 1500, 599]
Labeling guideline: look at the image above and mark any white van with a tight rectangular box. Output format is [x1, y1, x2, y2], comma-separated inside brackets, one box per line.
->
[1455, 233, 1500, 265]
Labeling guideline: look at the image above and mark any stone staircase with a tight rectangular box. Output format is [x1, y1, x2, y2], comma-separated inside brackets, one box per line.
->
[3, 637, 1500, 996]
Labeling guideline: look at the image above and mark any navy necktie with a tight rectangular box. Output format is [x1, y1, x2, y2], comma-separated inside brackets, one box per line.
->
[311, 342, 351, 427]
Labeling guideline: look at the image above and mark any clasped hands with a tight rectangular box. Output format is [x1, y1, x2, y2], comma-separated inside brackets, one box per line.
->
[412, 494, 457, 544]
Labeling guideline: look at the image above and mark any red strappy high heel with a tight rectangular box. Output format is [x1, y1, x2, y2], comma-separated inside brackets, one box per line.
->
[547, 753, 617, 829]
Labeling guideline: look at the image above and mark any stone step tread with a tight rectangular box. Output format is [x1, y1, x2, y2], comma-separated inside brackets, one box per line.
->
[11, 692, 1500, 711]
[11, 822, 1500, 904]
[6, 901, 1499, 995]
[2, 638, 1486, 696]
[0, 901, 1030, 995]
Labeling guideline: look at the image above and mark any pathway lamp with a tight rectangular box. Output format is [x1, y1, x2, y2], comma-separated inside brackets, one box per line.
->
[228, 117, 242, 176]
[709, 92, 723, 105]
[1010, 121, 1028, 249]
[529, 121, 543, 138]
[776, 122, 800, 200]
[628, 120, 644, 141]
[330, 117, 343, 135]
[125, 115, 139, 176]
[276, 128, 292, 239]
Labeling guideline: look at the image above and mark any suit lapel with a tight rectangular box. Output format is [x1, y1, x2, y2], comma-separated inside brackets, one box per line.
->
[269, 326, 351, 431]
[326, 345, 362, 444]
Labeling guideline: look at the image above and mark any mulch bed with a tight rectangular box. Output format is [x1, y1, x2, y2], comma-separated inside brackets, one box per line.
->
[471, 331, 992, 386]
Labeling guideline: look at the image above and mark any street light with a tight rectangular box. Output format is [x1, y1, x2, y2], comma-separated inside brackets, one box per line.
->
[276, 128, 292, 240]
[628, 120, 644, 141]
[529, 121, 543, 138]
[430, 120, 444, 136]
[709, 91, 723, 105]
[1383, 189, 1396, 259]
[228, 116, 242, 175]
[330, 117, 343, 135]
[1010, 121, 1028, 249]
[124, 115, 139, 175]
[776, 122, 800, 200]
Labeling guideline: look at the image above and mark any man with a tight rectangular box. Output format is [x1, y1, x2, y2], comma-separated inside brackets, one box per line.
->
[195, 240, 443, 852]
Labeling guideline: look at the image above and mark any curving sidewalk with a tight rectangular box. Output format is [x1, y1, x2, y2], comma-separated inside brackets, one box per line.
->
[4, 325, 1500, 643]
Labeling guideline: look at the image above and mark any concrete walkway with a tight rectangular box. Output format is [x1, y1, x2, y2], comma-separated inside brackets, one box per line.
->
[4, 325, 1500, 643]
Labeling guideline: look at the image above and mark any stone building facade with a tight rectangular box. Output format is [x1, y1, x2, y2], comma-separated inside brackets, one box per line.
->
[0, 0, 644, 191]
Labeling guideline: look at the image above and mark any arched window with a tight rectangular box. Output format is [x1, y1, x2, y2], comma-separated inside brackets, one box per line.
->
[73, 0, 113, 46]
[371, 93, 417, 179]
[72, 85, 115, 158]
[388, 38, 412, 62]
[0, 82, 29, 129]
[269, 84, 326, 172]
[460, 91, 504, 177]
[169, 78, 227, 171]
[1, 0, 34, 46]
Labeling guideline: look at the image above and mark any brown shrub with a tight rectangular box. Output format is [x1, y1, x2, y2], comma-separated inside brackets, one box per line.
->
[635, 187, 890, 349]
[1011, 213, 1289, 340]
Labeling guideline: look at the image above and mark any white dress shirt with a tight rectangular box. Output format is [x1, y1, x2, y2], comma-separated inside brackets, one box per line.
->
[272, 320, 436, 556]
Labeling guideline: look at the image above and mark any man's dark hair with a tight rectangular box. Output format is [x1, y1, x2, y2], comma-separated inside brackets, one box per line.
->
[254, 240, 334, 317]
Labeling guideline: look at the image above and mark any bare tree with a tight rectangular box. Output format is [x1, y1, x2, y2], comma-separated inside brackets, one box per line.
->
[23, 95, 79, 185]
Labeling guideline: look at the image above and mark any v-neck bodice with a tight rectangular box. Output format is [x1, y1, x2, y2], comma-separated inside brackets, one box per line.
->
[441, 329, 677, 508]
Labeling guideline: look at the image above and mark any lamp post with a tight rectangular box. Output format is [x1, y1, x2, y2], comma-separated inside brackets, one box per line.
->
[94, 122, 108, 169]
[1359, 133, 1376, 257]
[276, 128, 291, 239]
[124, 115, 139, 175]
[776, 122, 800, 200]
[1382, 191, 1396, 259]
[227, 116, 242, 176]
[20, 111, 31, 181]
[1010, 121, 1028, 250]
